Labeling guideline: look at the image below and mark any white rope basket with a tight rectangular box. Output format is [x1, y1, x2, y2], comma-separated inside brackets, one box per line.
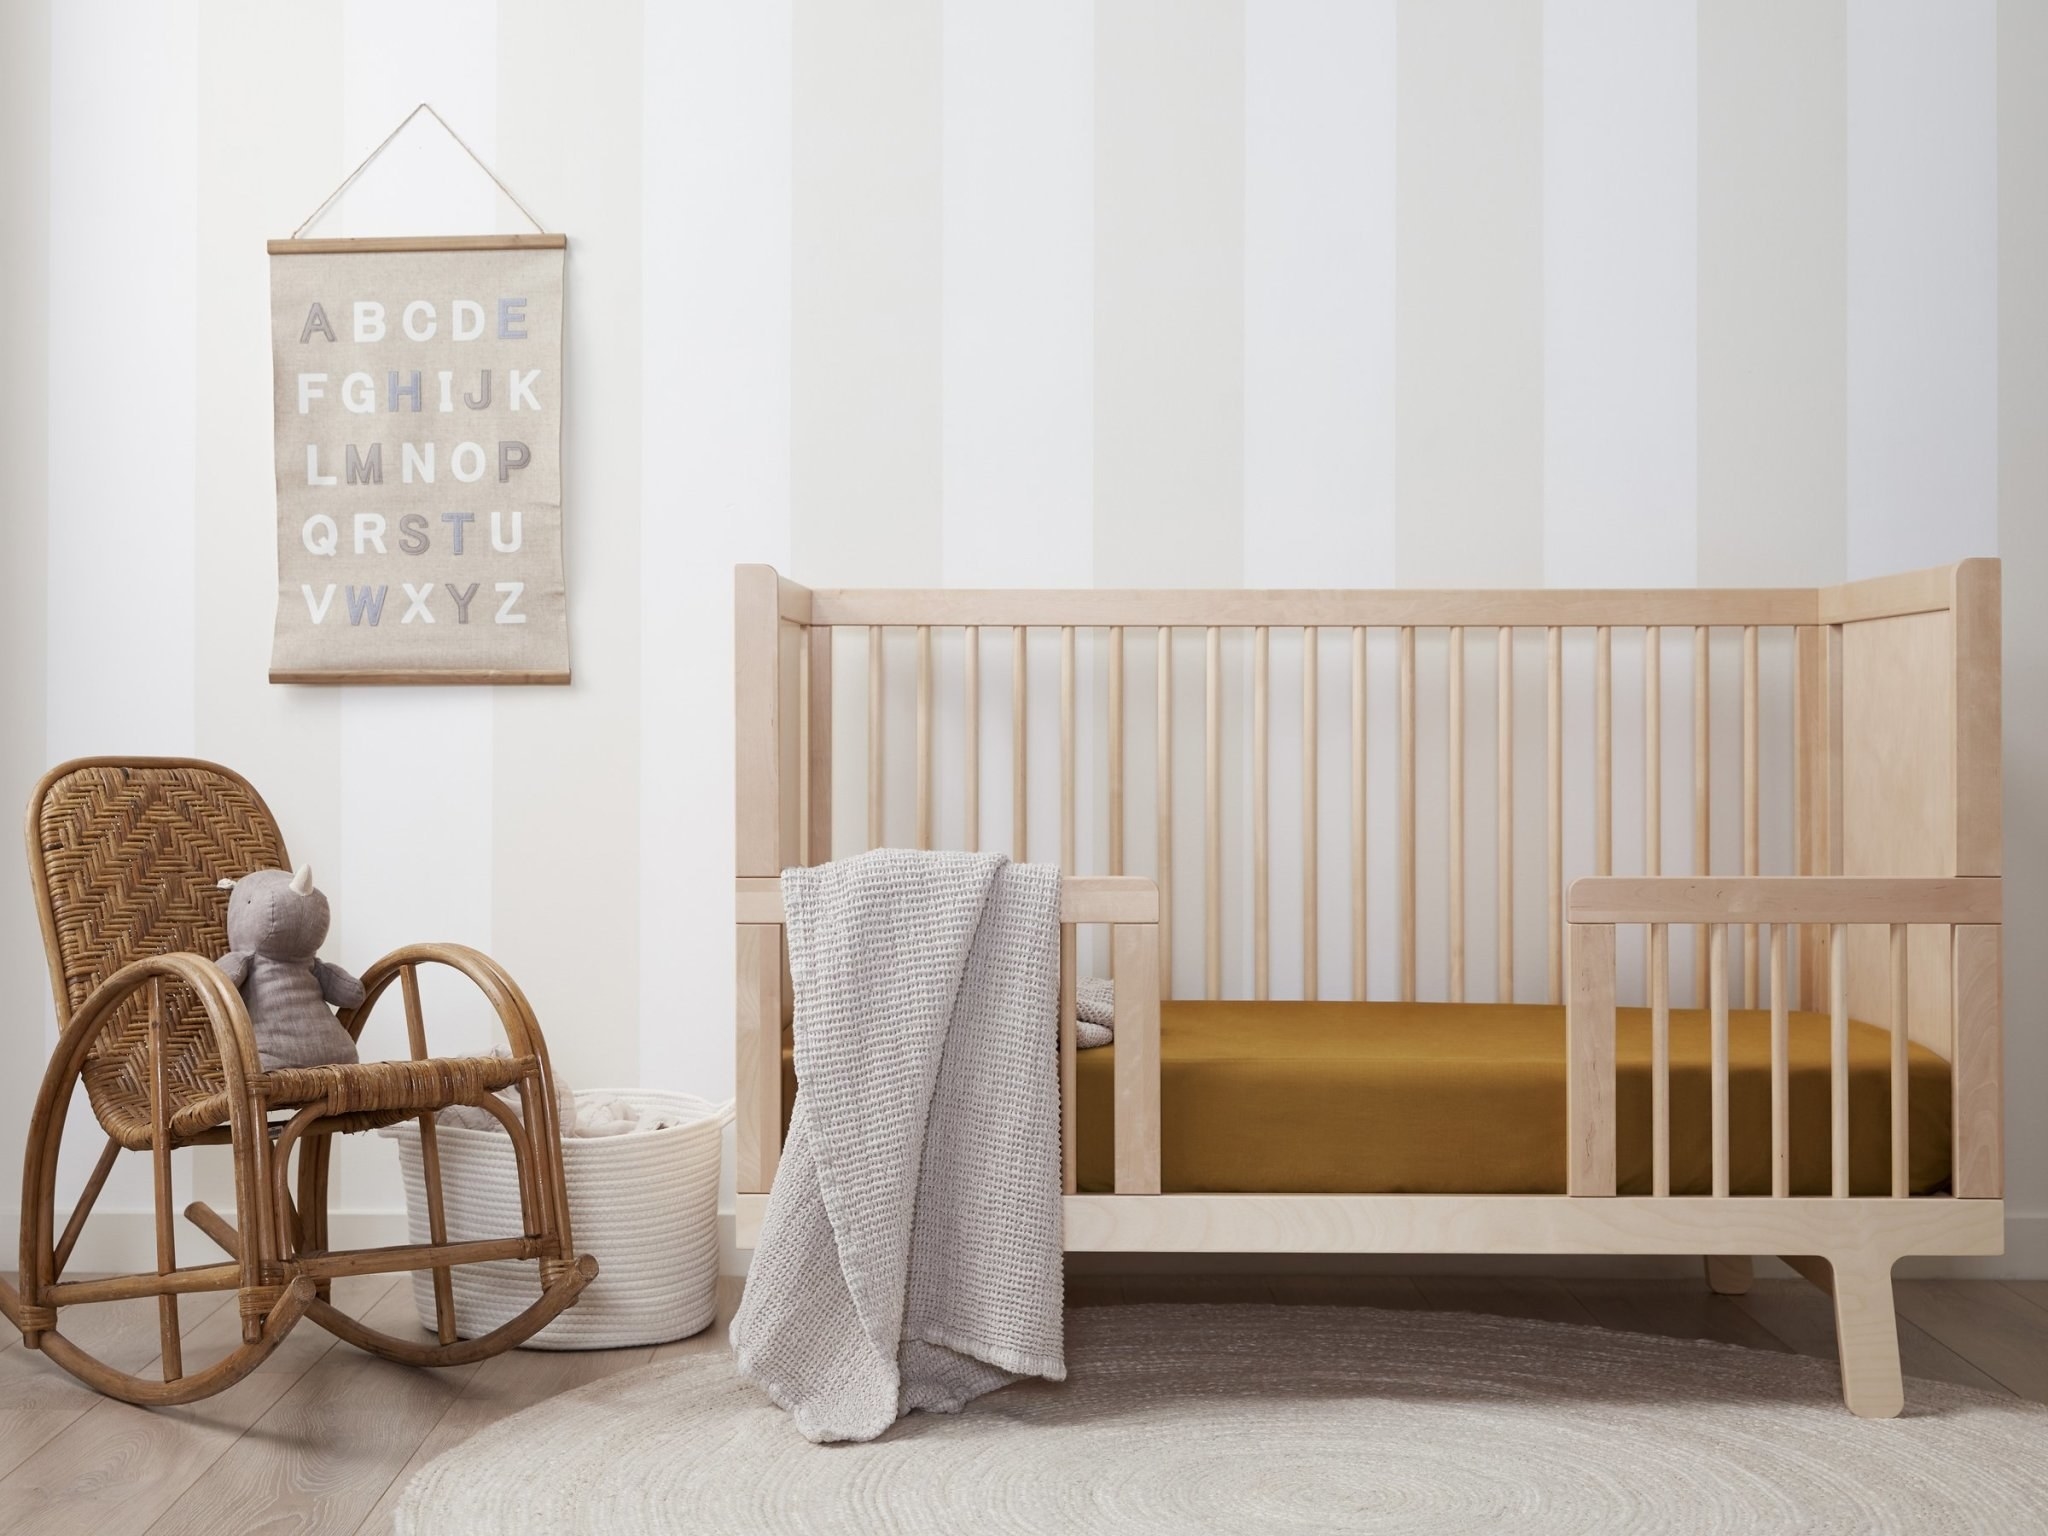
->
[389, 1089, 732, 1350]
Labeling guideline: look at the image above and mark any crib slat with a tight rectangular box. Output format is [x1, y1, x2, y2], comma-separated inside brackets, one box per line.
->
[1157, 627, 1174, 1001]
[1595, 626, 1612, 875]
[1953, 924, 2002, 1198]
[1061, 625, 1077, 871]
[1060, 922, 1078, 1195]
[916, 624, 933, 850]
[1825, 627, 1845, 1007]
[1547, 626, 1563, 1006]
[1651, 923, 1671, 1197]
[1351, 626, 1367, 1002]
[1742, 625, 1760, 1007]
[1771, 923, 1789, 1198]
[1108, 626, 1124, 874]
[1113, 921, 1162, 1194]
[1710, 922, 1729, 1198]
[868, 626, 884, 850]
[1253, 626, 1270, 1000]
[736, 924, 784, 1193]
[1013, 628, 1029, 861]
[1831, 923, 1849, 1198]
[964, 626, 981, 850]
[1644, 635, 1670, 1186]
[1399, 626, 1417, 1001]
[1566, 922, 1617, 1197]
[1303, 627, 1320, 1001]
[1498, 626, 1514, 1004]
[1205, 626, 1222, 1001]
[1890, 922, 1909, 1199]
[1695, 626, 1712, 1011]
[1793, 624, 1815, 1006]
[1448, 626, 1465, 1003]
[1694, 626, 1711, 1006]
[798, 630, 812, 863]
[1644, 626, 1662, 876]
[808, 625, 834, 865]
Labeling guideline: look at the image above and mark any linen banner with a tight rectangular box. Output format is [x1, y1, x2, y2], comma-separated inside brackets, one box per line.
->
[268, 235, 569, 683]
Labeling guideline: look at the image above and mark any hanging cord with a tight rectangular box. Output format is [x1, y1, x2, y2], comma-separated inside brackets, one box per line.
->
[291, 102, 548, 239]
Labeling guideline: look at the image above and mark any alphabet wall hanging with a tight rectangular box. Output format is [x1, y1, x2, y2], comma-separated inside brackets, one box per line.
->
[268, 105, 569, 684]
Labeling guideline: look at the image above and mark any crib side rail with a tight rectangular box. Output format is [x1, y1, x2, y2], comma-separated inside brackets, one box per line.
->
[1065, 878, 1162, 1196]
[734, 875, 1162, 1198]
[1564, 876, 2001, 1200]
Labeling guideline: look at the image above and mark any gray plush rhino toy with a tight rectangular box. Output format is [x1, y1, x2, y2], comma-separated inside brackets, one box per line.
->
[216, 864, 365, 1072]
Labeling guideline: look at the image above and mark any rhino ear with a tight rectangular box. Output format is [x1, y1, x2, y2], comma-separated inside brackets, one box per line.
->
[216, 877, 238, 891]
[289, 863, 314, 896]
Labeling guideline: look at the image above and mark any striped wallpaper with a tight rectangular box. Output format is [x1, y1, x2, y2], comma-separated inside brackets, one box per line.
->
[0, 0, 2041, 1271]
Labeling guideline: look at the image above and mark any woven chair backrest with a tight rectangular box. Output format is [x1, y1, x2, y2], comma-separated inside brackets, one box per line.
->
[28, 759, 289, 1141]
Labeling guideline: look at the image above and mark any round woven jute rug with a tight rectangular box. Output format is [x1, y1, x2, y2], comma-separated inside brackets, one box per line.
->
[397, 1304, 2048, 1534]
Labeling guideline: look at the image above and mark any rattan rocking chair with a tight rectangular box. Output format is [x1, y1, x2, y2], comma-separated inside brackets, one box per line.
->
[0, 757, 595, 1406]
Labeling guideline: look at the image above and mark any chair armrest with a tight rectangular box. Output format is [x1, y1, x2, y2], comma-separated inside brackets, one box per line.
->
[343, 943, 566, 1185]
[22, 953, 263, 1291]
[347, 942, 545, 1053]
[59, 952, 264, 1086]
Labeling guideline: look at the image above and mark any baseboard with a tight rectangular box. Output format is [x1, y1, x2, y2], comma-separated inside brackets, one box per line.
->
[18, 1208, 2046, 1281]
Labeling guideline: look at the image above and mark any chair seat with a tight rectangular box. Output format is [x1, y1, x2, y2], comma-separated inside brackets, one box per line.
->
[262, 1053, 538, 1120]
[109, 1054, 540, 1150]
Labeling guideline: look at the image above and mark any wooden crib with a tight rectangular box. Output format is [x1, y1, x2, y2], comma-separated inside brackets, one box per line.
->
[731, 560, 2002, 1417]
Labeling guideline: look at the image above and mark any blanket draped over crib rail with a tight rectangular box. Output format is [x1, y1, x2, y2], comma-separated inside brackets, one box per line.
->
[730, 848, 1066, 1443]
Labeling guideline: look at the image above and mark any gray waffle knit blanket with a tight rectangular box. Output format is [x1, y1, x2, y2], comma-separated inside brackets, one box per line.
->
[730, 848, 1067, 1443]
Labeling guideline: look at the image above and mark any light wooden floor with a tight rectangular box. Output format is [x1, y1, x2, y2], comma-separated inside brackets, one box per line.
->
[4, 1270, 2047, 1534]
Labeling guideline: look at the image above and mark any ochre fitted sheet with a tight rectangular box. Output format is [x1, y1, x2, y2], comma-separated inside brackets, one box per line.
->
[780, 999, 1950, 1197]
[1074, 1001, 1950, 1197]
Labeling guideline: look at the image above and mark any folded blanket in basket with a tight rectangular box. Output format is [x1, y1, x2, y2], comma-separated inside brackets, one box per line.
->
[427, 1051, 675, 1138]
[730, 848, 1067, 1443]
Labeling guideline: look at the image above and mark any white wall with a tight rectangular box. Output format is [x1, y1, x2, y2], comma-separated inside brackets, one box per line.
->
[0, 0, 2037, 1275]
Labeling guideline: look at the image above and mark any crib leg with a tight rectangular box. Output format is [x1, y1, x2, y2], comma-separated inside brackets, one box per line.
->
[1703, 1255, 1753, 1295]
[1826, 1253, 1905, 1419]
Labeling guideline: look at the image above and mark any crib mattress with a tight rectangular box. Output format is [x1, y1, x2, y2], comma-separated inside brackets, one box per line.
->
[779, 999, 1951, 1197]
[1073, 1000, 1951, 1197]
